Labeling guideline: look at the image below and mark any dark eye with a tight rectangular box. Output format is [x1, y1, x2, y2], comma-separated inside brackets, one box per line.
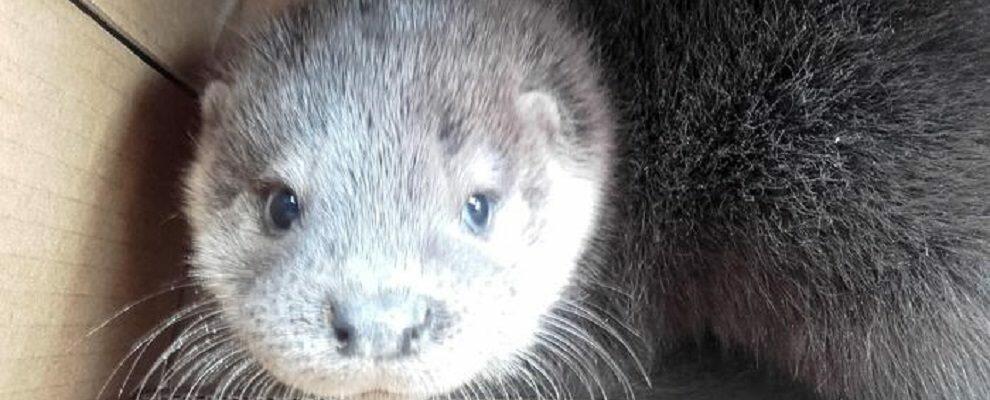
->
[463, 193, 492, 234]
[267, 186, 301, 230]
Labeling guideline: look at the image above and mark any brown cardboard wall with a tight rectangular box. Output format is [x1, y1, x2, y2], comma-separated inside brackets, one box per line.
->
[0, 0, 227, 398]
[77, 0, 237, 89]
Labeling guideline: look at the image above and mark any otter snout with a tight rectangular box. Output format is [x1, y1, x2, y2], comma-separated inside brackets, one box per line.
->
[328, 293, 435, 359]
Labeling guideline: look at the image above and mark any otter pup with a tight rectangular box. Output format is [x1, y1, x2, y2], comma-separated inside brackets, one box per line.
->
[143, 1, 989, 399]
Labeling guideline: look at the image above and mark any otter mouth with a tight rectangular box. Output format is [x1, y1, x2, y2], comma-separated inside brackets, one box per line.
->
[278, 374, 438, 400]
[340, 388, 438, 400]
[350, 390, 402, 399]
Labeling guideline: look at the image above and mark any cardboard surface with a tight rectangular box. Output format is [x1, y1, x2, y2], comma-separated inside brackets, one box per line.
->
[0, 0, 199, 398]
[78, 0, 238, 90]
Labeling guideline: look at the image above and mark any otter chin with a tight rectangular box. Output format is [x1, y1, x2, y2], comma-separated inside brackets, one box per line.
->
[181, 1, 612, 398]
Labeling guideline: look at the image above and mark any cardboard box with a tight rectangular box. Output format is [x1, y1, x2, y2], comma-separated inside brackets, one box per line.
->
[0, 1, 235, 398]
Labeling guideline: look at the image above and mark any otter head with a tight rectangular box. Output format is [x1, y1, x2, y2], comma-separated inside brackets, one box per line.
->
[183, 2, 612, 397]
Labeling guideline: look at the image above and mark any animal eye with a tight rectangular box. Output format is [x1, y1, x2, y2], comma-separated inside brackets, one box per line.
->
[267, 186, 301, 230]
[463, 193, 492, 234]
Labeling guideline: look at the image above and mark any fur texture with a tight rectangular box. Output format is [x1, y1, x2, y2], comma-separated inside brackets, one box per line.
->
[143, 1, 989, 399]
[179, 1, 616, 398]
[574, 1, 990, 399]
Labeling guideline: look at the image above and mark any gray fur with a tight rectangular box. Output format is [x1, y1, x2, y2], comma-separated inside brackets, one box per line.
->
[181, 1, 614, 398]
[163, 0, 989, 399]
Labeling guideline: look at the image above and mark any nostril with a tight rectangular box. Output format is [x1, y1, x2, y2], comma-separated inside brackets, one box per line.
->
[328, 302, 354, 348]
[397, 306, 434, 355]
[423, 307, 433, 325]
[327, 298, 441, 358]
[333, 323, 352, 344]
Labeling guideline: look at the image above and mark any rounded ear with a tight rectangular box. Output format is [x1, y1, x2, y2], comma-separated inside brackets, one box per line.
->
[199, 80, 231, 122]
[516, 91, 562, 138]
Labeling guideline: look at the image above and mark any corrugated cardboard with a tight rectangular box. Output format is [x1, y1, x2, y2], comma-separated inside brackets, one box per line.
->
[77, 0, 237, 89]
[0, 0, 229, 398]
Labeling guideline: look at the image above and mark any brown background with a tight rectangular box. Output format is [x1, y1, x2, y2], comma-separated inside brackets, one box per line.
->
[0, 0, 235, 398]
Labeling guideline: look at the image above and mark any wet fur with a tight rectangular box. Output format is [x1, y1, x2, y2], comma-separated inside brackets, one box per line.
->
[170, 0, 990, 399]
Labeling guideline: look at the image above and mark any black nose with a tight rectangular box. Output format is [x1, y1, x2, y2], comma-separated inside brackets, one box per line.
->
[329, 295, 433, 359]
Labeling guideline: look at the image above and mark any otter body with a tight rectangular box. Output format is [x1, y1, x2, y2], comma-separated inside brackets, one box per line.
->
[169, 1, 989, 399]
[579, 1, 990, 399]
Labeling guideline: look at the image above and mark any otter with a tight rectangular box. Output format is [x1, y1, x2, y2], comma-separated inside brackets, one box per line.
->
[129, 1, 989, 399]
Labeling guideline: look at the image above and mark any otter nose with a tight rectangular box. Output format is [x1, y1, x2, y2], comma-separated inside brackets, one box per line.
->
[329, 295, 432, 359]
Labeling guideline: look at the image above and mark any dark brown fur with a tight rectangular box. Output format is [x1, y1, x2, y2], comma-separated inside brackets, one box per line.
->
[573, 1, 990, 399]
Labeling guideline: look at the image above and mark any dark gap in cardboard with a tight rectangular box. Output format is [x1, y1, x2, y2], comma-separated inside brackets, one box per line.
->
[67, 0, 196, 96]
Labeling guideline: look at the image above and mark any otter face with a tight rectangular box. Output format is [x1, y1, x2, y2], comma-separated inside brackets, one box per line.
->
[182, 2, 611, 398]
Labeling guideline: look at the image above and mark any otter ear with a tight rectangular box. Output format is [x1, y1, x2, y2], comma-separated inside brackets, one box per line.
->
[516, 91, 562, 138]
[199, 80, 231, 122]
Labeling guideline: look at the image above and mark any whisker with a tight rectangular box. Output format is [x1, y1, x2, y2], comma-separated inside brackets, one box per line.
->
[215, 356, 257, 399]
[81, 280, 196, 343]
[544, 315, 634, 400]
[97, 299, 214, 400]
[535, 330, 604, 400]
[556, 299, 651, 388]
[136, 307, 225, 399]
[509, 355, 550, 400]
[236, 365, 270, 399]
[516, 351, 564, 400]
[181, 345, 245, 400]
[156, 326, 233, 399]
[259, 373, 284, 400]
